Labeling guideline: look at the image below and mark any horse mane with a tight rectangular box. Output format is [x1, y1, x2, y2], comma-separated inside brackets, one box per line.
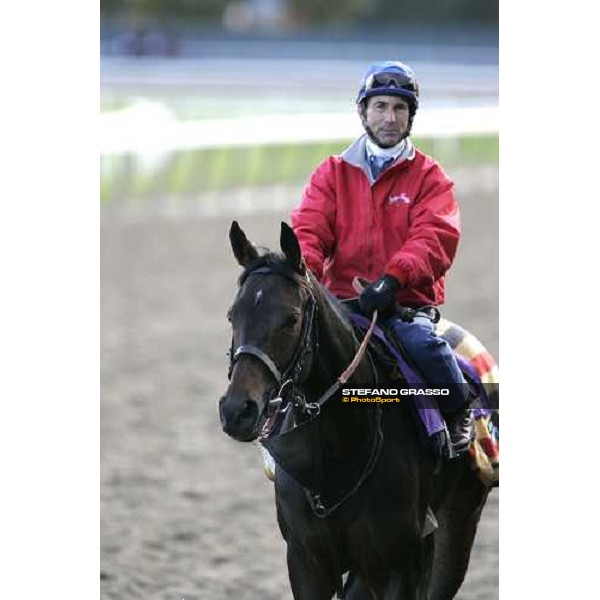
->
[307, 271, 358, 342]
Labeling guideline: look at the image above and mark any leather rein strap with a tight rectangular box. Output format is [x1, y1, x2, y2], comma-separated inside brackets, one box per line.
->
[308, 307, 378, 411]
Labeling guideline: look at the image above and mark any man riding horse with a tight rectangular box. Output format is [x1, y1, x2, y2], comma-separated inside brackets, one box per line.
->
[291, 60, 473, 457]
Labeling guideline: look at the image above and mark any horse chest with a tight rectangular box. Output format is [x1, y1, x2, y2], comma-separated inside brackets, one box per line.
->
[316, 508, 420, 574]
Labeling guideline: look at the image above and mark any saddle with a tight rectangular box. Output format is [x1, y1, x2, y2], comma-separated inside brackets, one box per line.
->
[346, 305, 499, 487]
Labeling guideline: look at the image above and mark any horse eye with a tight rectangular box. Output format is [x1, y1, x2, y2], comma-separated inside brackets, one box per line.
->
[282, 313, 300, 329]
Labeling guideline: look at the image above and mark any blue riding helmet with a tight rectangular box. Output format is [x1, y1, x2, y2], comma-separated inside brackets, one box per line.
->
[356, 61, 419, 112]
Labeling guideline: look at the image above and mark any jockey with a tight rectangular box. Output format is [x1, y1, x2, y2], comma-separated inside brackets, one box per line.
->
[291, 60, 473, 457]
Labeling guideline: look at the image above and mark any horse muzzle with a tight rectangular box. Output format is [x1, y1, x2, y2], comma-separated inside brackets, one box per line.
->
[219, 393, 261, 442]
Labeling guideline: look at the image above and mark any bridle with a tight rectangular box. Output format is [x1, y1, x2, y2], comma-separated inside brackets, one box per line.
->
[227, 259, 381, 519]
[227, 264, 319, 428]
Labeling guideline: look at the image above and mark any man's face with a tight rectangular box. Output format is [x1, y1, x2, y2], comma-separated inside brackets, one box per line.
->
[361, 95, 410, 147]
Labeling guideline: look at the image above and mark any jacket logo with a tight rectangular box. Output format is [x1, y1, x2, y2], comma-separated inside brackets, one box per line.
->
[389, 193, 411, 205]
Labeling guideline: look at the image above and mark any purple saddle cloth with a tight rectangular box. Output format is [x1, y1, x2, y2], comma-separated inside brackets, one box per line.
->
[348, 313, 492, 438]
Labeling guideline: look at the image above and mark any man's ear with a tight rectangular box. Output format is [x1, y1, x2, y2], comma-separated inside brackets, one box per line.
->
[280, 222, 305, 275]
[229, 221, 258, 267]
[357, 100, 368, 127]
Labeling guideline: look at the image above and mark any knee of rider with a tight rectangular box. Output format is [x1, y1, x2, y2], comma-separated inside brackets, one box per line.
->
[394, 319, 441, 355]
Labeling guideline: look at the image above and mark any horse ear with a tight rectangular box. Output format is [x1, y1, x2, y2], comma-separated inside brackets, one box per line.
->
[280, 222, 305, 274]
[229, 221, 258, 267]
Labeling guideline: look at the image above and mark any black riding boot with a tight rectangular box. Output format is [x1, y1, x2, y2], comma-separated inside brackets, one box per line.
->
[442, 407, 474, 457]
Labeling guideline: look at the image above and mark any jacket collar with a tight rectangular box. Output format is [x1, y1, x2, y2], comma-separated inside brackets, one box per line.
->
[339, 134, 415, 184]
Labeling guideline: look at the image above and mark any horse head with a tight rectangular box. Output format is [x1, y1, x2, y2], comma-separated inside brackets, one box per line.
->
[219, 221, 314, 442]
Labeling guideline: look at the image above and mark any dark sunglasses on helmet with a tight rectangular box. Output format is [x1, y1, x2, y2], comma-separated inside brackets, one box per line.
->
[364, 72, 417, 93]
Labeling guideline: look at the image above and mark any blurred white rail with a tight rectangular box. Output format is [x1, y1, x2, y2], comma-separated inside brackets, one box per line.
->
[100, 103, 498, 155]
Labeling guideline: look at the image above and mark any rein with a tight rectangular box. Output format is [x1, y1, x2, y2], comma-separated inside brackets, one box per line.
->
[305, 307, 378, 412]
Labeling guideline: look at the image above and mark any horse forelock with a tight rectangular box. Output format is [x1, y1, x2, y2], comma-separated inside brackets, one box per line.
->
[238, 252, 307, 289]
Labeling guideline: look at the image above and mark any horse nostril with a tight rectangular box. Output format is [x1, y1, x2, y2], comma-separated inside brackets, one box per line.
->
[241, 400, 255, 418]
[218, 397, 228, 427]
[220, 395, 259, 438]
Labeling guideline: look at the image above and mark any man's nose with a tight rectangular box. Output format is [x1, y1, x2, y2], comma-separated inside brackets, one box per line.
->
[384, 109, 397, 123]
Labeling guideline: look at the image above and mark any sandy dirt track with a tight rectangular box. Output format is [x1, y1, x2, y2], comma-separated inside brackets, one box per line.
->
[101, 169, 498, 600]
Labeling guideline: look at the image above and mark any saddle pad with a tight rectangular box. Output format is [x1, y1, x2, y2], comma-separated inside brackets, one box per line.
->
[436, 318, 499, 415]
[348, 313, 446, 436]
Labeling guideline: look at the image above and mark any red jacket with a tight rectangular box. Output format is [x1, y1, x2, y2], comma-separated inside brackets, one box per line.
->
[291, 136, 460, 307]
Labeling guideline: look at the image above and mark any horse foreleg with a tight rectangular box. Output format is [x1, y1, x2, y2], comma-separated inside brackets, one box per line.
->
[344, 572, 373, 600]
[286, 544, 337, 600]
[398, 537, 434, 600]
[363, 537, 433, 600]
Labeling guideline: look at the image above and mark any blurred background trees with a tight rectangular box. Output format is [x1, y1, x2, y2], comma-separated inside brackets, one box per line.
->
[100, 0, 498, 29]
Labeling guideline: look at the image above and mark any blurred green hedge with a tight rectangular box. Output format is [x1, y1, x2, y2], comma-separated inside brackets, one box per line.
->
[100, 134, 498, 204]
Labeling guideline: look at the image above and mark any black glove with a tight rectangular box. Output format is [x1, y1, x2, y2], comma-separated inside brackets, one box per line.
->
[359, 275, 400, 315]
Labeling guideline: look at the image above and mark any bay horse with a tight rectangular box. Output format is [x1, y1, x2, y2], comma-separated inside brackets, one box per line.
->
[219, 221, 492, 600]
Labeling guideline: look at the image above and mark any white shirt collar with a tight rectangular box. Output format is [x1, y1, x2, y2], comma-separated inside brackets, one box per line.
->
[365, 137, 407, 162]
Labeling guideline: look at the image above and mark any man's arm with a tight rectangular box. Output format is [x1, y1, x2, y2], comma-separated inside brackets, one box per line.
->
[385, 167, 460, 289]
[291, 159, 337, 280]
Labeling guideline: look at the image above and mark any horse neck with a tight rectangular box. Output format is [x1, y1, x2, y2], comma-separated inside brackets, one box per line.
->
[304, 281, 373, 395]
[268, 280, 378, 480]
